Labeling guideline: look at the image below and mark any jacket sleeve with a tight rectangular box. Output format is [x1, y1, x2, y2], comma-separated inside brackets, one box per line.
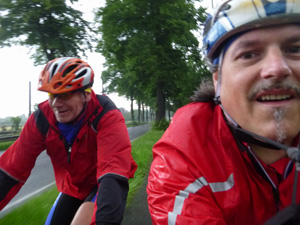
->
[92, 108, 137, 224]
[0, 113, 46, 210]
[92, 174, 129, 225]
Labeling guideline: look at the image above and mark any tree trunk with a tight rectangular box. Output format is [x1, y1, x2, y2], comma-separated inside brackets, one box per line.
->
[137, 100, 141, 123]
[141, 103, 145, 122]
[156, 83, 165, 121]
[130, 96, 135, 121]
[146, 106, 149, 122]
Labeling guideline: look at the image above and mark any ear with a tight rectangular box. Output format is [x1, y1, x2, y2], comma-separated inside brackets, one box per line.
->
[212, 70, 219, 91]
[85, 91, 92, 102]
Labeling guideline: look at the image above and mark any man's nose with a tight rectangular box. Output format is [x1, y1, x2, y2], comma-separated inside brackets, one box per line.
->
[51, 96, 64, 107]
[260, 47, 292, 80]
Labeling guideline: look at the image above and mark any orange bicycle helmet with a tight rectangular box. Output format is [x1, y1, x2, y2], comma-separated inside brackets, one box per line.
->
[38, 57, 94, 94]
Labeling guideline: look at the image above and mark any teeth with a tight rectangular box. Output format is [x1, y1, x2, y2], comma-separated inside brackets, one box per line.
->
[260, 94, 291, 101]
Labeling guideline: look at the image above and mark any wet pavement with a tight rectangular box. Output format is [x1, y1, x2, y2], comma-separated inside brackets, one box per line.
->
[122, 167, 152, 225]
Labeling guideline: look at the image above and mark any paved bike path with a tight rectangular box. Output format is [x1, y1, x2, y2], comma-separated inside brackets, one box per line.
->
[122, 167, 152, 225]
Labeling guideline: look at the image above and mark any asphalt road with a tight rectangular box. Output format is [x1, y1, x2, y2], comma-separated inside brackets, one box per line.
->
[0, 123, 151, 218]
[121, 166, 152, 225]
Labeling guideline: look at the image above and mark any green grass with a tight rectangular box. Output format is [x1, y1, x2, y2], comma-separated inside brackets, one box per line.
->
[0, 129, 164, 224]
[127, 129, 164, 204]
[0, 141, 14, 151]
[0, 187, 59, 225]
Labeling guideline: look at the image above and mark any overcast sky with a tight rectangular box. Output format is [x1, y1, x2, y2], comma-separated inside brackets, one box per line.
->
[0, 0, 123, 118]
[0, 0, 211, 118]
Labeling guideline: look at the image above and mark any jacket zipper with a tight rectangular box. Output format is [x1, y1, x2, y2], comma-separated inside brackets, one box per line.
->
[60, 135, 72, 164]
[67, 146, 72, 164]
[48, 107, 100, 164]
[63, 107, 100, 164]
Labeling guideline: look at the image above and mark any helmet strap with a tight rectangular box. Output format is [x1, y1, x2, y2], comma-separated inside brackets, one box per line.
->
[214, 46, 241, 127]
[214, 47, 225, 103]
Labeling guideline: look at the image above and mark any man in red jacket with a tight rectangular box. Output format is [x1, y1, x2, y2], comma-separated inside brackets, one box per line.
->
[147, 0, 300, 224]
[0, 57, 137, 225]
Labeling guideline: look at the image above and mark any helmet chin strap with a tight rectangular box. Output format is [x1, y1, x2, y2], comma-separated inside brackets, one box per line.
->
[226, 116, 300, 205]
[225, 115, 300, 163]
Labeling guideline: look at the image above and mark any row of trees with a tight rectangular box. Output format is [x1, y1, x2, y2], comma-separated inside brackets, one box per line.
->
[0, 0, 211, 122]
[0, 116, 23, 132]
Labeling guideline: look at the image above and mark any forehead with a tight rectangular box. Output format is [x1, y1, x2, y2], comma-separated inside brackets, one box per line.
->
[227, 24, 300, 51]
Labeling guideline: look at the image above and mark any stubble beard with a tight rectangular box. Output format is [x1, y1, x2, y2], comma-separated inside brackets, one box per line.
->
[273, 107, 287, 143]
[248, 81, 300, 143]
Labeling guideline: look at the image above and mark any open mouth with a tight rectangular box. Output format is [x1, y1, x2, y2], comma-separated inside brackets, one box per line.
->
[257, 94, 293, 102]
[57, 109, 68, 114]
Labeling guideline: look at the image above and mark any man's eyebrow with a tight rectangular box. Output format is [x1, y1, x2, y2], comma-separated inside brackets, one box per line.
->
[232, 34, 300, 50]
[285, 35, 300, 43]
[232, 39, 261, 50]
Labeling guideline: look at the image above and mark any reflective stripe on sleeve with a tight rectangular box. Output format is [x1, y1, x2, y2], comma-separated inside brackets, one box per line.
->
[168, 173, 234, 225]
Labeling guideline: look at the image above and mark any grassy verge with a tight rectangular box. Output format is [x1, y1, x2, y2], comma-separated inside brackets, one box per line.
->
[0, 129, 164, 224]
[0, 188, 59, 225]
[0, 141, 14, 151]
[127, 129, 163, 204]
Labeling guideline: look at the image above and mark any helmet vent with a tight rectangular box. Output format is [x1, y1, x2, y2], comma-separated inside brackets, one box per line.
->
[54, 82, 62, 89]
[51, 64, 58, 78]
[63, 65, 77, 77]
[76, 69, 87, 78]
[220, 3, 231, 12]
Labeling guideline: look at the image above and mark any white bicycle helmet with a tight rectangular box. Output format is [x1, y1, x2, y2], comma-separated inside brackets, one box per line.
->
[38, 57, 94, 94]
[203, 0, 300, 67]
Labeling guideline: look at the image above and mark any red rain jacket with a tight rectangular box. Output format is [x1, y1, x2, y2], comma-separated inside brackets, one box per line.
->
[0, 91, 137, 217]
[147, 102, 300, 225]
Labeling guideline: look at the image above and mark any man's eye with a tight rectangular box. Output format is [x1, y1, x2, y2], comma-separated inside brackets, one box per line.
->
[240, 52, 257, 59]
[286, 46, 300, 54]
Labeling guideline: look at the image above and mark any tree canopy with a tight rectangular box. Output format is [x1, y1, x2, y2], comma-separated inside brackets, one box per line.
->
[10, 116, 22, 131]
[0, 0, 211, 122]
[0, 0, 94, 65]
[96, 0, 210, 121]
